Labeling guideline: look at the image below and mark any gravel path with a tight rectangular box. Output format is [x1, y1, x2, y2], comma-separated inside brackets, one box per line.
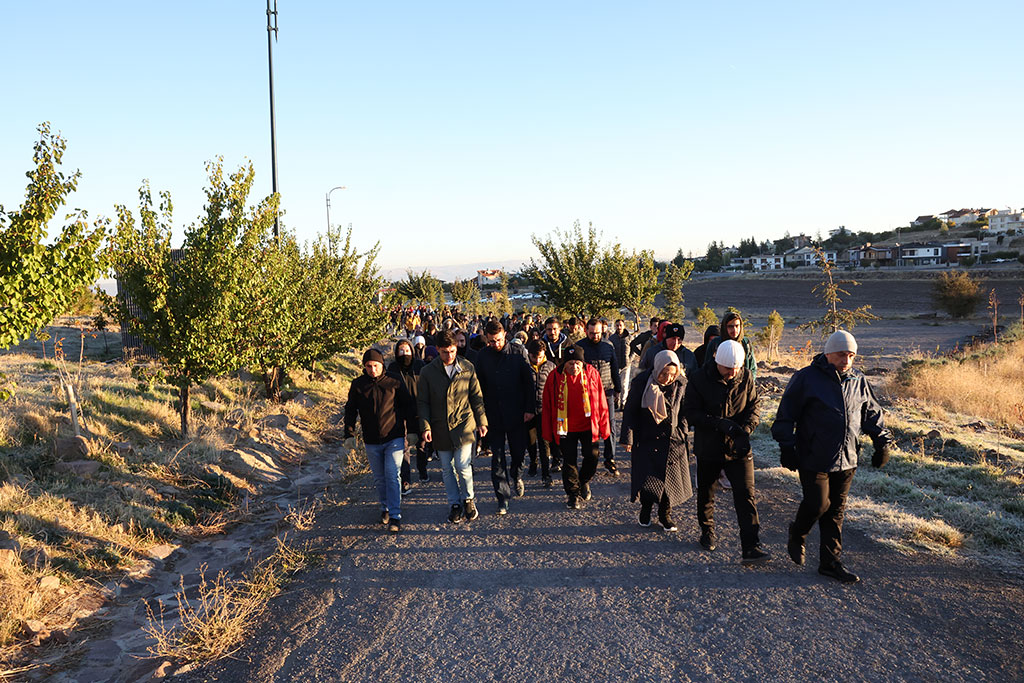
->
[182, 438, 1024, 682]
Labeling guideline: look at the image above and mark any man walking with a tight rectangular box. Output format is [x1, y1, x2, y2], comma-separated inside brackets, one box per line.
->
[542, 316, 574, 366]
[473, 320, 536, 515]
[418, 331, 488, 524]
[771, 330, 891, 583]
[344, 349, 418, 533]
[682, 340, 770, 564]
[609, 319, 632, 408]
[577, 318, 622, 475]
[639, 322, 697, 377]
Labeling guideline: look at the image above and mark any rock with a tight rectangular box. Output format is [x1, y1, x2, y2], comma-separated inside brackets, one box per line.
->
[55, 435, 90, 460]
[199, 400, 227, 413]
[220, 448, 286, 483]
[37, 575, 60, 591]
[21, 546, 50, 570]
[962, 421, 987, 431]
[55, 459, 102, 477]
[925, 429, 942, 440]
[0, 548, 20, 571]
[112, 441, 135, 457]
[235, 367, 259, 383]
[146, 543, 178, 561]
[774, 365, 799, 374]
[23, 619, 47, 635]
[292, 392, 315, 409]
[261, 413, 290, 430]
[0, 530, 21, 553]
[152, 660, 175, 678]
[863, 367, 890, 376]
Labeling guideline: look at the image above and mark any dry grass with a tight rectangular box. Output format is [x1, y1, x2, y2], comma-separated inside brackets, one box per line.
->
[143, 535, 313, 663]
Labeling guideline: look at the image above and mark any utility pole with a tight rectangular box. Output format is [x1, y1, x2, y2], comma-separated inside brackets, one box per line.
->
[266, 0, 280, 237]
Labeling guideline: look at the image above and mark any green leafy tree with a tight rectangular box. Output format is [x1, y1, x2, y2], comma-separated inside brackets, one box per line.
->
[603, 246, 660, 330]
[451, 278, 482, 316]
[799, 247, 878, 337]
[525, 221, 609, 316]
[397, 269, 443, 307]
[1, 123, 106, 350]
[109, 161, 271, 436]
[932, 270, 983, 319]
[660, 261, 694, 322]
[692, 302, 718, 331]
[496, 270, 512, 314]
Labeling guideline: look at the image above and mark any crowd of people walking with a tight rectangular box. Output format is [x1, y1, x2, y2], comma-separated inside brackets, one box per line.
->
[345, 305, 892, 582]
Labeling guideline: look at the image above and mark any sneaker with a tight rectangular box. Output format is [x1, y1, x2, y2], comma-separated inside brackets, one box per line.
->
[818, 563, 860, 584]
[463, 499, 479, 521]
[388, 518, 401, 533]
[566, 496, 583, 510]
[528, 460, 538, 477]
[496, 501, 509, 516]
[542, 475, 553, 489]
[401, 481, 411, 496]
[787, 525, 806, 566]
[418, 473, 429, 482]
[605, 460, 619, 476]
[581, 483, 592, 501]
[718, 472, 732, 490]
[550, 461, 562, 473]
[699, 530, 717, 552]
[447, 504, 464, 524]
[380, 510, 390, 525]
[741, 546, 772, 565]
[659, 513, 678, 533]
[514, 479, 525, 498]
[638, 506, 652, 527]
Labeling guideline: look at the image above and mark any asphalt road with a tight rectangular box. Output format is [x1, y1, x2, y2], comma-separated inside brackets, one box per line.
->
[182, 443, 1024, 682]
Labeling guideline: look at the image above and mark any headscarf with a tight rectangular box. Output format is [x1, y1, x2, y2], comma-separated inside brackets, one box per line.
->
[642, 350, 679, 424]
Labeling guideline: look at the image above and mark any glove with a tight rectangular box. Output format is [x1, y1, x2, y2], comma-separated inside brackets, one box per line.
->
[716, 418, 741, 435]
[405, 433, 419, 448]
[780, 445, 798, 471]
[871, 439, 890, 468]
[728, 430, 751, 458]
[343, 437, 357, 451]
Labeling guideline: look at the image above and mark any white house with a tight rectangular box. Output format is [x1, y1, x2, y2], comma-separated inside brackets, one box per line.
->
[989, 208, 1023, 234]
[751, 254, 784, 271]
[476, 269, 503, 288]
[898, 242, 944, 266]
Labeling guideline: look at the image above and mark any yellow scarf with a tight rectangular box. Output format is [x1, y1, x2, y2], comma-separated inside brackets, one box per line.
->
[556, 368, 591, 436]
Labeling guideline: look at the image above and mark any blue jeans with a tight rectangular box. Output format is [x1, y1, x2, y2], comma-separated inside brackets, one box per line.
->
[365, 437, 405, 519]
[437, 442, 475, 506]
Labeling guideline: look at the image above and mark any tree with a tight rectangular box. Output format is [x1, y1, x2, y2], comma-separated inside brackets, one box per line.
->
[704, 242, 724, 272]
[1, 123, 106, 350]
[109, 161, 271, 436]
[451, 278, 481, 314]
[525, 221, 609, 316]
[660, 261, 694, 322]
[753, 310, 784, 362]
[738, 237, 759, 258]
[603, 245, 660, 330]
[692, 302, 718, 331]
[799, 247, 878, 337]
[396, 269, 443, 307]
[932, 270, 983, 319]
[989, 289, 999, 342]
[496, 270, 512, 314]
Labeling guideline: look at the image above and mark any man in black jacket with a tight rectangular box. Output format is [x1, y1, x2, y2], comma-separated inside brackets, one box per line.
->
[387, 339, 428, 487]
[682, 340, 770, 564]
[629, 317, 660, 360]
[474, 320, 536, 515]
[344, 349, 418, 533]
[771, 330, 891, 583]
[577, 318, 622, 475]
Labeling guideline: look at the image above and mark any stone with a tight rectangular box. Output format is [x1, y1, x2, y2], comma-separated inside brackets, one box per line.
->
[0, 548, 20, 571]
[261, 413, 290, 430]
[925, 429, 942, 440]
[23, 619, 46, 635]
[220, 448, 286, 483]
[863, 367, 889, 376]
[0, 530, 21, 553]
[21, 546, 50, 570]
[112, 441, 135, 456]
[292, 392, 315, 409]
[55, 459, 101, 477]
[775, 365, 799, 374]
[146, 543, 178, 561]
[152, 660, 175, 678]
[37, 575, 60, 591]
[55, 435, 90, 460]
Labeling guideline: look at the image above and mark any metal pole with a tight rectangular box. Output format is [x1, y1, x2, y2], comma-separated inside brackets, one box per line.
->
[267, 0, 280, 237]
[326, 186, 347, 232]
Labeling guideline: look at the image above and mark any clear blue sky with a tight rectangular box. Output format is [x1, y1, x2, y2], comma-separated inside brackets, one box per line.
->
[3, 1, 1022, 273]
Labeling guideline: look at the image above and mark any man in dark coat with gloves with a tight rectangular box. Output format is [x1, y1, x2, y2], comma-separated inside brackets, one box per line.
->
[771, 330, 891, 583]
[388, 338, 427, 488]
[682, 340, 770, 564]
[621, 349, 692, 532]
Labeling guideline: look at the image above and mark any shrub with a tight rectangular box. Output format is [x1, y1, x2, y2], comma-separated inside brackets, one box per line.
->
[933, 270, 983, 318]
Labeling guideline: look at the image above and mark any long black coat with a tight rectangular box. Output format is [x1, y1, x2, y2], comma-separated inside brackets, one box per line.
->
[682, 362, 760, 462]
[620, 370, 693, 506]
[473, 342, 535, 430]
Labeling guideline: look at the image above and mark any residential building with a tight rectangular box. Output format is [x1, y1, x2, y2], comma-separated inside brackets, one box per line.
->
[989, 208, 1023, 234]
[911, 215, 934, 226]
[850, 243, 896, 267]
[476, 269, 503, 288]
[897, 242, 944, 266]
[750, 254, 784, 271]
[783, 246, 837, 267]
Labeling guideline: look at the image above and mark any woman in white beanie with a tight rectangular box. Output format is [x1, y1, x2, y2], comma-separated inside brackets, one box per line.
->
[620, 350, 693, 532]
[682, 340, 771, 564]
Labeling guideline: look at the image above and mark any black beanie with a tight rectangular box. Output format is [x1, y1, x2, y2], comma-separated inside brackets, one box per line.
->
[567, 345, 586, 363]
[362, 348, 384, 365]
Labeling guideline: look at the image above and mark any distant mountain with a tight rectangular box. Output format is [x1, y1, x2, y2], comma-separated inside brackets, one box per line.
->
[381, 258, 529, 283]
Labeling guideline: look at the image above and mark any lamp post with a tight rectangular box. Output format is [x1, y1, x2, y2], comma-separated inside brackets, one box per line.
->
[266, 0, 280, 238]
[326, 186, 347, 233]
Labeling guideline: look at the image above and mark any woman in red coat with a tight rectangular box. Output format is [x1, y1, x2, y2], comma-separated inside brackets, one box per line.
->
[542, 346, 611, 509]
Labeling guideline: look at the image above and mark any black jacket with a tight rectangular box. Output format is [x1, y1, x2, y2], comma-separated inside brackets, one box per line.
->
[473, 342, 535, 429]
[639, 341, 698, 378]
[610, 331, 629, 368]
[682, 362, 760, 461]
[771, 354, 886, 472]
[344, 372, 417, 445]
[629, 330, 654, 359]
[576, 337, 622, 394]
[386, 353, 424, 401]
[542, 332, 574, 366]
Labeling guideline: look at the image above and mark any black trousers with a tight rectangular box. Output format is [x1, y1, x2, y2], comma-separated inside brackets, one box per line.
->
[526, 413, 551, 479]
[791, 468, 856, 568]
[489, 421, 528, 503]
[639, 490, 671, 515]
[400, 444, 428, 483]
[603, 391, 617, 464]
[560, 431, 598, 497]
[696, 457, 761, 551]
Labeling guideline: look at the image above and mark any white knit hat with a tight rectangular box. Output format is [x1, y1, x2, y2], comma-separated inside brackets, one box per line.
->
[824, 330, 857, 354]
[413, 335, 426, 346]
[714, 339, 745, 368]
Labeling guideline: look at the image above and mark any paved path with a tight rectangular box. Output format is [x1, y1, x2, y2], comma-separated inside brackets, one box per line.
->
[183, 446, 1024, 682]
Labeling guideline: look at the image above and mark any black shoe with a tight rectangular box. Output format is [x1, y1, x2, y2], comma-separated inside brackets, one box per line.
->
[638, 506, 652, 527]
[818, 563, 860, 584]
[463, 499, 479, 521]
[388, 518, 401, 533]
[550, 461, 562, 473]
[380, 510, 390, 525]
[514, 479, 525, 498]
[447, 504, 464, 524]
[496, 501, 509, 516]
[605, 460, 619, 476]
[542, 475, 553, 488]
[566, 496, 583, 510]
[581, 483, 592, 501]
[787, 525, 806, 566]
[741, 546, 772, 565]
[659, 513, 678, 533]
[528, 461, 538, 477]
[418, 473, 429, 482]
[699, 530, 716, 552]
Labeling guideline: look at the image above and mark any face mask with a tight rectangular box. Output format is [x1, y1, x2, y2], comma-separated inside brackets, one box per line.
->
[399, 354, 412, 367]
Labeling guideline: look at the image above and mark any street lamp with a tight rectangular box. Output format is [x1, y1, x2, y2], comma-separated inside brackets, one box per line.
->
[326, 186, 347, 232]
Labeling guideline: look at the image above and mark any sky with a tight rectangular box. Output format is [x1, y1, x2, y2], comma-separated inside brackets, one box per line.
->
[2, 1, 1023, 276]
